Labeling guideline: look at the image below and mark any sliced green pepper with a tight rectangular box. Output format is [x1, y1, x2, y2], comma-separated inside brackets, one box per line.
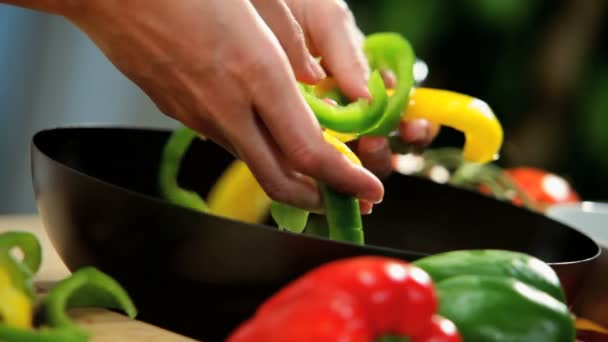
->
[41, 267, 137, 329]
[319, 183, 363, 244]
[158, 127, 209, 213]
[300, 70, 388, 133]
[361, 33, 415, 136]
[0, 231, 41, 301]
[0, 325, 88, 342]
[437, 275, 575, 342]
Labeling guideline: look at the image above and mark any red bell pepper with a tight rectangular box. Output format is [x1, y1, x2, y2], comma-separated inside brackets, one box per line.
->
[505, 167, 580, 210]
[227, 256, 462, 342]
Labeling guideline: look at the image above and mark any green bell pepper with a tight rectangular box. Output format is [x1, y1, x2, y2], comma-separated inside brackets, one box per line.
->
[413, 249, 566, 303]
[437, 275, 574, 342]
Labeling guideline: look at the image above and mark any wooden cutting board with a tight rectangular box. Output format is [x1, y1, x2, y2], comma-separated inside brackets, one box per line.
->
[0, 215, 198, 342]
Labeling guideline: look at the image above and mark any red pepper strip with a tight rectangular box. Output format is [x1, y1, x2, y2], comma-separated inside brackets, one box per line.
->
[227, 256, 462, 342]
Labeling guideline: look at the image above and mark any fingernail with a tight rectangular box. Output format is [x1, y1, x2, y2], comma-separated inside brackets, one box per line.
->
[309, 57, 326, 81]
[360, 200, 373, 215]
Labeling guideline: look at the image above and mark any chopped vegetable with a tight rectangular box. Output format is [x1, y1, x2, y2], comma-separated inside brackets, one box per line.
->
[0, 231, 137, 342]
[158, 127, 210, 213]
[403, 88, 503, 163]
[0, 267, 32, 329]
[207, 160, 272, 224]
[41, 267, 137, 330]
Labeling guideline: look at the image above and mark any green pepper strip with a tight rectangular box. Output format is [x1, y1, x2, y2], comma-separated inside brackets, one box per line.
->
[300, 70, 388, 133]
[0, 231, 42, 301]
[319, 184, 364, 244]
[159, 127, 210, 213]
[361, 33, 415, 136]
[0, 325, 88, 342]
[42, 267, 137, 329]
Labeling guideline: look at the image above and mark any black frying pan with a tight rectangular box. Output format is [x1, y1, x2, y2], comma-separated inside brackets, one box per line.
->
[31, 126, 600, 341]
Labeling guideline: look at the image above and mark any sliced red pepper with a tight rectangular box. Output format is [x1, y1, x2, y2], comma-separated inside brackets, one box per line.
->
[227, 256, 461, 342]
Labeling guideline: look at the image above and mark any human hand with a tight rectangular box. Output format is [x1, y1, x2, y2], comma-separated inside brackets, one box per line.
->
[61, 0, 382, 212]
[352, 70, 440, 180]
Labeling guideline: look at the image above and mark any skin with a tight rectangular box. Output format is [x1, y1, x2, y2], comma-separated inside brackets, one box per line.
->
[2, 0, 437, 214]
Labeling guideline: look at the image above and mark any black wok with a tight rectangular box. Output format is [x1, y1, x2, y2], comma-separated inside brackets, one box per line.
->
[31, 126, 600, 341]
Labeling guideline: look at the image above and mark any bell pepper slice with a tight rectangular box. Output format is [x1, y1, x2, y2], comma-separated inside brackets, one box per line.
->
[158, 127, 210, 213]
[300, 70, 389, 134]
[41, 267, 137, 330]
[0, 232, 42, 275]
[207, 160, 272, 224]
[436, 275, 574, 342]
[0, 267, 32, 329]
[0, 231, 41, 301]
[403, 88, 504, 163]
[0, 325, 88, 342]
[360, 33, 416, 136]
[228, 256, 462, 342]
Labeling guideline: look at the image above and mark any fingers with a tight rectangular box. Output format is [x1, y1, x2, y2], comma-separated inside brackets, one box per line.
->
[399, 119, 441, 147]
[226, 111, 323, 210]
[299, 0, 370, 100]
[251, 0, 325, 84]
[241, 51, 384, 204]
[355, 136, 393, 179]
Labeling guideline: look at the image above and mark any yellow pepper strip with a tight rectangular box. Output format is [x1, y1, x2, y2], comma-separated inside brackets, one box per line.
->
[403, 88, 504, 163]
[207, 160, 272, 224]
[0, 267, 32, 329]
[575, 318, 608, 334]
[322, 130, 362, 165]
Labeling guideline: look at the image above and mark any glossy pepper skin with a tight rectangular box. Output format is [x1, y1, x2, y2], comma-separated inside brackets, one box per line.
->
[414, 249, 575, 342]
[227, 256, 462, 342]
[413, 249, 566, 303]
[437, 275, 575, 342]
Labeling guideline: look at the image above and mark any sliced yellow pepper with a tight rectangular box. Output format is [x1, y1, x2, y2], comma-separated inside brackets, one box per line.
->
[322, 130, 362, 166]
[575, 318, 608, 334]
[403, 88, 503, 163]
[0, 267, 32, 328]
[207, 160, 272, 224]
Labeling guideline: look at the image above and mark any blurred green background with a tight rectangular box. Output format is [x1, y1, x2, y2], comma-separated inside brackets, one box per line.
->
[350, 0, 608, 200]
[0, 0, 606, 213]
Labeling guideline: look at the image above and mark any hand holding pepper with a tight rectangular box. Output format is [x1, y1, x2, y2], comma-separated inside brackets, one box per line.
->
[1, 0, 384, 213]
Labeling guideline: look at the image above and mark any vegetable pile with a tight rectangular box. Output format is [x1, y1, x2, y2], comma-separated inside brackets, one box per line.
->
[0, 231, 136, 341]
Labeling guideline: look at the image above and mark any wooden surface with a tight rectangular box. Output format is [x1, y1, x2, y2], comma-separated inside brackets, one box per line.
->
[0, 214, 198, 341]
